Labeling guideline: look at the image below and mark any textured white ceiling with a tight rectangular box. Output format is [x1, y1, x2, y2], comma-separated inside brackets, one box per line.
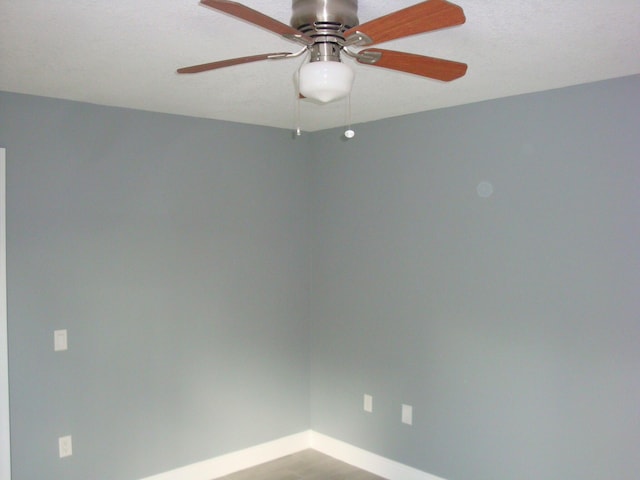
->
[1, 0, 639, 132]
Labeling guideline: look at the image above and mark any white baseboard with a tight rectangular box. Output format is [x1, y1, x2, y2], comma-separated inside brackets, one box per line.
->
[310, 431, 447, 480]
[139, 431, 310, 480]
[139, 429, 447, 480]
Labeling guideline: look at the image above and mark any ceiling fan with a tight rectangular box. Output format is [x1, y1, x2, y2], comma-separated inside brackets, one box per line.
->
[177, 0, 467, 103]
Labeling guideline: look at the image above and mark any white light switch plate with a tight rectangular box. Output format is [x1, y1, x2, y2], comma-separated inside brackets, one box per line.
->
[54, 330, 68, 351]
[402, 404, 413, 425]
[59, 435, 72, 458]
[363, 394, 373, 413]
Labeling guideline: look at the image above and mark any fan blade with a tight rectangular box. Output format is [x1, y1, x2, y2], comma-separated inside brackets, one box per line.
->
[201, 0, 313, 44]
[357, 48, 467, 81]
[177, 52, 292, 74]
[344, 0, 465, 46]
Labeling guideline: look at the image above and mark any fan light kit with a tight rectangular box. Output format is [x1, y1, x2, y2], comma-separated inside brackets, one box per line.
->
[299, 61, 354, 103]
[178, 0, 467, 122]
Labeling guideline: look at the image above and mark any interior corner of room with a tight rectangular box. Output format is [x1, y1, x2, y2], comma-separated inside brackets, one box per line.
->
[1, 0, 639, 477]
[2, 73, 639, 480]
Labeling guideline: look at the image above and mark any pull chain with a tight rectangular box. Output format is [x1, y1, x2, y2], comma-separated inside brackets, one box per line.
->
[294, 54, 309, 137]
[295, 94, 301, 137]
[344, 93, 355, 138]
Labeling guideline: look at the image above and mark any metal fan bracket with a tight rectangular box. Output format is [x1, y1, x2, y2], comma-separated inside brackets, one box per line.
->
[282, 33, 315, 46]
[343, 47, 382, 64]
[267, 49, 308, 60]
[342, 31, 374, 47]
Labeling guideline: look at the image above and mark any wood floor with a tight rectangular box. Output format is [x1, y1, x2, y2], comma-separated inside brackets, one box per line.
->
[215, 449, 387, 480]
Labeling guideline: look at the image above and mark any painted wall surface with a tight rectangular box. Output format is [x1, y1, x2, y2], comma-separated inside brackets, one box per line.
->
[2, 74, 640, 480]
[0, 92, 312, 480]
[309, 75, 640, 480]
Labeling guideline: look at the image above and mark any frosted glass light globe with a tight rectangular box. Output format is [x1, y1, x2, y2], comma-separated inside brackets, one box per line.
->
[299, 61, 354, 103]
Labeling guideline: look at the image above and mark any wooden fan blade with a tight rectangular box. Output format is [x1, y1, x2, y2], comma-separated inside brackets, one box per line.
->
[344, 0, 465, 46]
[200, 0, 312, 43]
[177, 52, 292, 74]
[357, 48, 467, 81]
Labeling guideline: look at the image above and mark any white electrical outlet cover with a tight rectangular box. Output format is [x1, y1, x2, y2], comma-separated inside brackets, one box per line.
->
[59, 435, 72, 458]
[402, 404, 413, 425]
[363, 394, 373, 413]
[54, 330, 68, 351]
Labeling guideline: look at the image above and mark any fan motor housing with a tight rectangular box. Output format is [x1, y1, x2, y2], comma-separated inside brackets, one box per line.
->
[291, 0, 359, 63]
[290, 0, 359, 33]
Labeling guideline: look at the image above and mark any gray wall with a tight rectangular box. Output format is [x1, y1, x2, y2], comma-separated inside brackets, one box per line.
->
[309, 75, 640, 480]
[2, 74, 639, 480]
[0, 92, 312, 480]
